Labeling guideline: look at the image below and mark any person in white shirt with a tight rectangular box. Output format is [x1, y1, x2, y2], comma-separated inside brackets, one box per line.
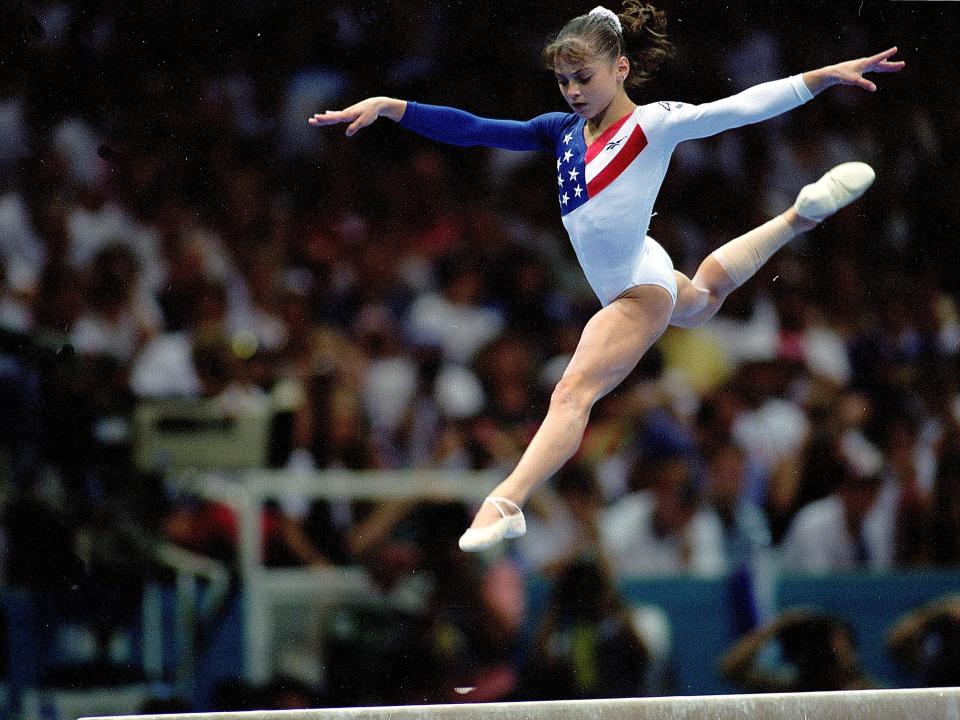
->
[601, 454, 726, 578]
[780, 471, 891, 573]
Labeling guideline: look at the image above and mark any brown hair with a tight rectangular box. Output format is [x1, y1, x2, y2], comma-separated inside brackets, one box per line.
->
[542, 2, 674, 91]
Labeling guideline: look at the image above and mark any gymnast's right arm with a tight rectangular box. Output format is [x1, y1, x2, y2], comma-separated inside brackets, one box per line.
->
[309, 96, 562, 152]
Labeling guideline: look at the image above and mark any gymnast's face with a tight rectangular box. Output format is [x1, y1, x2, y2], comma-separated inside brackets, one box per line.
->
[554, 54, 626, 119]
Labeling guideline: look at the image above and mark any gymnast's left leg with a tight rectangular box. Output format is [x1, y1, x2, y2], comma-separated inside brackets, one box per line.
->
[459, 284, 675, 551]
[670, 161, 875, 328]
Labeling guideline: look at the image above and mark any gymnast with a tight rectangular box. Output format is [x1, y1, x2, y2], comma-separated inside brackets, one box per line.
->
[310, 2, 904, 552]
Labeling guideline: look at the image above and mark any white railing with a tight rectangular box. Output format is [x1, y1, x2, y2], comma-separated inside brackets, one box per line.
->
[168, 469, 499, 682]
[144, 541, 232, 693]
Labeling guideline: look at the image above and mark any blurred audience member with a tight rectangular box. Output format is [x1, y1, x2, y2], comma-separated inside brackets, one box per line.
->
[129, 279, 229, 398]
[71, 243, 159, 361]
[704, 441, 771, 566]
[516, 463, 603, 575]
[405, 250, 505, 365]
[925, 445, 960, 567]
[780, 468, 889, 573]
[887, 593, 960, 687]
[720, 608, 874, 692]
[601, 454, 726, 578]
[525, 558, 651, 700]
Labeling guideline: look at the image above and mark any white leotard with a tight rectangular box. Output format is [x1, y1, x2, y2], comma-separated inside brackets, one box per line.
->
[401, 74, 814, 305]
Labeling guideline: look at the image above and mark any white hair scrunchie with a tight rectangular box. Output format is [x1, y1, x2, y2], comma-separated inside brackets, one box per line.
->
[589, 5, 623, 33]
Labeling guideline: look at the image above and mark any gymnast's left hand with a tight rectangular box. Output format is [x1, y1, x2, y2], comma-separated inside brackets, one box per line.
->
[828, 46, 905, 92]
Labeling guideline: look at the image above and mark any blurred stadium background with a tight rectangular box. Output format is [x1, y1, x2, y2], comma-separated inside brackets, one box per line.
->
[1, 1, 959, 717]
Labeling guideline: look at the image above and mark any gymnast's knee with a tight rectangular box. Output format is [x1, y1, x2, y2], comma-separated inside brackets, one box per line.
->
[670, 280, 723, 328]
[550, 372, 598, 416]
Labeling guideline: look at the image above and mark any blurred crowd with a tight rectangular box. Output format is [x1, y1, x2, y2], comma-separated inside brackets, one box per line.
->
[1, 0, 959, 710]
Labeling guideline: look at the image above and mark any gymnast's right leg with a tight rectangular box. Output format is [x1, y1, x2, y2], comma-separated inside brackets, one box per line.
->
[670, 162, 875, 329]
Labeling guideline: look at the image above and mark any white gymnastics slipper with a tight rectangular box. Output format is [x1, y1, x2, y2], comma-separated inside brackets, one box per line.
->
[458, 496, 526, 552]
[794, 162, 876, 223]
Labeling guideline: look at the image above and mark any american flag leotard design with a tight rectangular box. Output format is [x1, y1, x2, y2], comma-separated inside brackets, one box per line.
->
[400, 74, 813, 306]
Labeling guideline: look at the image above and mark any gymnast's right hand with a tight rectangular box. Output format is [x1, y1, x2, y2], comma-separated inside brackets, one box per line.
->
[308, 97, 406, 136]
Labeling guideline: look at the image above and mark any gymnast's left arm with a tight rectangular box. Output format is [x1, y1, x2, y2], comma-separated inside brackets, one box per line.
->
[659, 47, 904, 144]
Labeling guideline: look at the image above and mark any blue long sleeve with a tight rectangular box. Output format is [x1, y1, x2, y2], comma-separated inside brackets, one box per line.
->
[400, 101, 570, 153]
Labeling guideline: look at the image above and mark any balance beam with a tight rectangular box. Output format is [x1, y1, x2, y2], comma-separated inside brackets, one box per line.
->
[81, 687, 960, 720]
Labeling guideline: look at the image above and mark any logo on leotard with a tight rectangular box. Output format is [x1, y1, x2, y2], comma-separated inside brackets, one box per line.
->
[605, 137, 626, 151]
[658, 101, 672, 111]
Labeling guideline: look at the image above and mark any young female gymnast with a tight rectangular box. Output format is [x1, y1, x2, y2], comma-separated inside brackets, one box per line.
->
[310, 3, 904, 552]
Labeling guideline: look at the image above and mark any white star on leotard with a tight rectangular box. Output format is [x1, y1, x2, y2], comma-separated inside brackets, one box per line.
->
[557, 174, 564, 186]
[568, 168, 580, 181]
[556, 157, 562, 169]
[563, 132, 573, 145]
[574, 185, 583, 197]
[561, 192, 570, 205]
[563, 149, 573, 163]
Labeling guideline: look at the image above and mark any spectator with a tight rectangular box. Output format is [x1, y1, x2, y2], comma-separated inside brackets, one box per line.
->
[354, 302, 419, 454]
[71, 243, 159, 361]
[600, 453, 726, 578]
[873, 411, 938, 568]
[780, 470, 889, 573]
[704, 440, 771, 566]
[926, 446, 960, 567]
[719, 608, 874, 692]
[730, 361, 810, 515]
[405, 250, 505, 365]
[516, 463, 604, 576]
[524, 558, 650, 700]
[771, 388, 881, 543]
[886, 593, 960, 687]
[129, 279, 230, 398]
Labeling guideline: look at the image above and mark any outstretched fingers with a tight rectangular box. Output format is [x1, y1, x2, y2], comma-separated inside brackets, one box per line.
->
[866, 47, 906, 72]
[864, 46, 906, 74]
[856, 75, 879, 93]
[834, 47, 905, 92]
[308, 100, 379, 136]
[309, 109, 351, 126]
[344, 111, 378, 136]
[858, 47, 905, 91]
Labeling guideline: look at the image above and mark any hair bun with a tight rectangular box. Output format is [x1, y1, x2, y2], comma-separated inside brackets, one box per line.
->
[588, 6, 623, 33]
